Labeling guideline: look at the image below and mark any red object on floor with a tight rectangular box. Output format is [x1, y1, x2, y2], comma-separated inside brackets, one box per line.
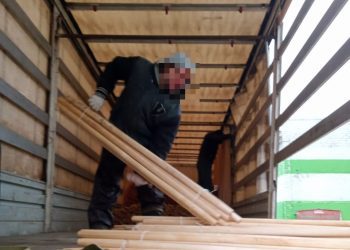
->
[296, 209, 342, 220]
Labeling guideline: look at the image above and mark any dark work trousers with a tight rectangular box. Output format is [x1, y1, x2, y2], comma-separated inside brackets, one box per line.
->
[197, 157, 214, 191]
[88, 149, 165, 229]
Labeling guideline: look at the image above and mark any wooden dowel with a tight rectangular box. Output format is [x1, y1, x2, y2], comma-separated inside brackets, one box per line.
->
[142, 218, 206, 225]
[242, 218, 350, 227]
[60, 98, 234, 221]
[77, 238, 334, 250]
[64, 99, 223, 221]
[78, 229, 350, 249]
[62, 98, 228, 222]
[132, 224, 350, 237]
[59, 99, 221, 223]
[61, 97, 240, 222]
[132, 215, 350, 227]
[131, 216, 196, 223]
[59, 101, 217, 225]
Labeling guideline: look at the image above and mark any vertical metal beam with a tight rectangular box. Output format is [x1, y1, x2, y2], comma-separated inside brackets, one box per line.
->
[267, 20, 282, 219]
[44, 6, 59, 233]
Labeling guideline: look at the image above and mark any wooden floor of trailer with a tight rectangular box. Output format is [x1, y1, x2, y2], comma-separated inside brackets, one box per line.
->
[0, 232, 78, 250]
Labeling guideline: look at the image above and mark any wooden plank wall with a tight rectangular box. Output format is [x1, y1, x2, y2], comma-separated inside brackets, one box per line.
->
[213, 139, 232, 205]
[230, 54, 269, 217]
[0, 0, 110, 235]
[0, 0, 49, 182]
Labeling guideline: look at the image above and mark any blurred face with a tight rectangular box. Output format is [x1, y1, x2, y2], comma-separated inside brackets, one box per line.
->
[158, 63, 191, 99]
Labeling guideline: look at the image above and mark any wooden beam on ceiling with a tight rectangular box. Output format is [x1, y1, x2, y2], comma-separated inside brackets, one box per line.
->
[190, 83, 239, 88]
[98, 62, 245, 69]
[58, 34, 261, 45]
[104, 82, 239, 88]
[168, 153, 199, 156]
[173, 142, 201, 145]
[66, 3, 270, 12]
[200, 99, 231, 103]
[176, 136, 205, 139]
[180, 121, 223, 126]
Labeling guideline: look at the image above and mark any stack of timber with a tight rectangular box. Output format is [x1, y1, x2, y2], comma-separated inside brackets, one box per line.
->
[60, 98, 350, 249]
[58, 97, 241, 225]
[65, 216, 350, 250]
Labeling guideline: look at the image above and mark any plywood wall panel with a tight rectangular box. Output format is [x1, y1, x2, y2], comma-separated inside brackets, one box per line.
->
[72, 10, 264, 36]
[0, 49, 4, 79]
[58, 39, 112, 120]
[5, 14, 43, 72]
[55, 167, 93, 196]
[0, 144, 43, 181]
[178, 125, 220, 131]
[172, 145, 201, 150]
[74, 173, 93, 195]
[60, 39, 82, 81]
[35, 84, 47, 111]
[76, 126, 92, 150]
[176, 131, 207, 138]
[57, 112, 78, 140]
[169, 149, 199, 154]
[173, 138, 203, 144]
[34, 122, 46, 146]
[89, 160, 98, 177]
[195, 68, 243, 84]
[180, 101, 227, 112]
[16, 0, 41, 34]
[0, 99, 36, 142]
[231, 54, 269, 202]
[38, 0, 51, 41]
[76, 150, 96, 175]
[3, 57, 38, 104]
[91, 44, 252, 64]
[16, 0, 51, 41]
[0, 3, 5, 31]
[79, 63, 96, 98]
[57, 136, 78, 164]
[181, 114, 225, 122]
[55, 167, 74, 192]
[199, 87, 236, 99]
[37, 50, 49, 79]
[175, 166, 197, 182]
[89, 139, 103, 156]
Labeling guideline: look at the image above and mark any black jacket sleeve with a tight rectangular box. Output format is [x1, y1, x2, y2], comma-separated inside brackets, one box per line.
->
[96, 57, 136, 98]
[148, 104, 180, 160]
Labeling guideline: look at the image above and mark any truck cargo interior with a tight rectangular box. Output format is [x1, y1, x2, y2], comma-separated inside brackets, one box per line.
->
[0, 0, 349, 249]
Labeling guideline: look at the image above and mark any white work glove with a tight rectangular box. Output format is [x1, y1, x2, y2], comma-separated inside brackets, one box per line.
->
[126, 172, 148, 187]
[88, 94, 105, 112]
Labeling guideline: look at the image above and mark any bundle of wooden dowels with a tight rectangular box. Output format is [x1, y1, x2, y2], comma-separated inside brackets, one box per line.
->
[58, 97, 241, 225]
[66, 216, 350, 250]
[60, 98, 350, 249]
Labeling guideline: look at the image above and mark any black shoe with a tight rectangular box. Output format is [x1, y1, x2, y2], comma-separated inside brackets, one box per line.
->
[141, 204, 164, 216]
[90, 224, 110, 230]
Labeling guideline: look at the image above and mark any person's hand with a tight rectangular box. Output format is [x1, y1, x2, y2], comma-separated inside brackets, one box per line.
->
[126, 172, 148, 187]
[88, 94, 105, 111]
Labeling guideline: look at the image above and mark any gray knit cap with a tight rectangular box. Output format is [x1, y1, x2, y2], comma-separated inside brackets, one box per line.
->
[157, 52, 196, 72]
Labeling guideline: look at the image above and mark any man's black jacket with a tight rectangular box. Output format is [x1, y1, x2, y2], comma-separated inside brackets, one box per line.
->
[97, 56, 180, 160]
